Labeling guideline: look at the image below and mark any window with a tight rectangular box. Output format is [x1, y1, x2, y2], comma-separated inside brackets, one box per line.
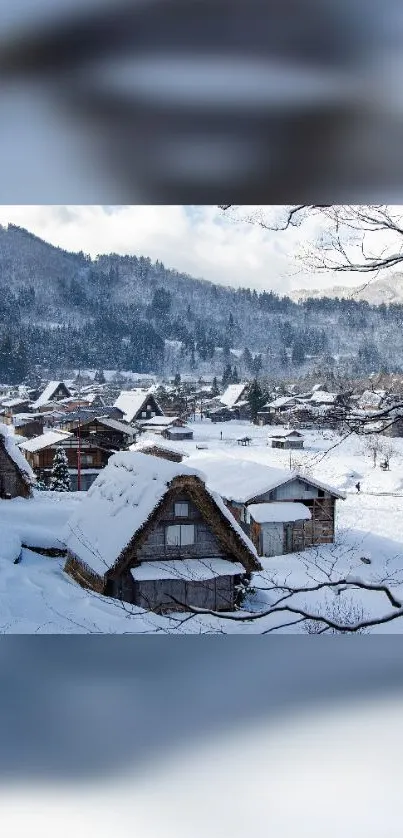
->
[175, 502, 189, 518]
[150, 411, 155, 417]
[141, 411, 147, 418]
[81, 454, 93, 466]
[166, 524, 195, 546]
[318, 489, 324, 498]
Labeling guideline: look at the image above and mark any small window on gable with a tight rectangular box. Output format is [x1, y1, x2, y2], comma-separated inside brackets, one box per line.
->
[318, 489, 324, 498]
[141, 411, 147, 418]
[150, 411, 155, 417]
[175, 502, 189, 518]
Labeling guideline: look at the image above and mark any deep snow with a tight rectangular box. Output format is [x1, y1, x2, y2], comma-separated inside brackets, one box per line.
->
[1, 419, 403, 632]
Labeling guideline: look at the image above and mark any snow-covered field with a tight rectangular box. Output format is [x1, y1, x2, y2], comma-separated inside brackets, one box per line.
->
[2, 418, 403, 632]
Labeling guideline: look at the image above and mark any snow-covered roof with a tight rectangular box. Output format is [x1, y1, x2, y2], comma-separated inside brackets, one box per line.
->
[65, 451, 258, 577]
[131, 557, 245, 582]
[220, 383, 248, 409]
[1, 397, 29, 408]
[138, 415, 177, 427]
[268, 430, 304, 438]
[113, 389, 156, 423]
[186, 453, 346, 502]
[0, 423, 35, 483]
[265, 396, 295, 409]
[131, 436, 190, 458]
[164, 426, 193, 435]
[80, 416, 134, 436]
[309, 391, 338, 404]
[19, 430, 72, 453]
[248, 502, 312, 524]
[31, 381, 71, 410]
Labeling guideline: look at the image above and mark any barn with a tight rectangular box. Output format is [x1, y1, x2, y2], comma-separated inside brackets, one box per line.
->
[0, 423, 35, 498]
[186, 453, 345, 554]
[64, 452, 261, 613]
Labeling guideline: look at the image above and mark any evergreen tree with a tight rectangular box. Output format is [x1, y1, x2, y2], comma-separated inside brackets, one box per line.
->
[174, 372, 181, 388]
[247, 379, 266, 424]
[49, 448, 71, 492]
[222, 363, 233, 388]
[94, 369, 106, 384]
[291, 340, 306, 366]
[211, 376, 220, 397]
[231, 366, 240, 383]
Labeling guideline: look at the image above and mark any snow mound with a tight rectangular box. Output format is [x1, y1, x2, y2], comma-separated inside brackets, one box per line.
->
[0, 529, 22, 563]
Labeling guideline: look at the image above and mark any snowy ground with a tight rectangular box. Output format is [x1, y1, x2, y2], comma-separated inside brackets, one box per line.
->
[2, 419, 403, 632]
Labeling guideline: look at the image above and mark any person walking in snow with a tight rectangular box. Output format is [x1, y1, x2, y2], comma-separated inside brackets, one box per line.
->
[355, 481, 361, 493]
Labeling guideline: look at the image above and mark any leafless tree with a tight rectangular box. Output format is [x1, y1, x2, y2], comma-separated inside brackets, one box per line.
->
[219, 204, 403, 278]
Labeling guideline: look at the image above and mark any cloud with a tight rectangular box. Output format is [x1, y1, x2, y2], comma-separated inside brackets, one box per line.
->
[0, 204, 357, 294]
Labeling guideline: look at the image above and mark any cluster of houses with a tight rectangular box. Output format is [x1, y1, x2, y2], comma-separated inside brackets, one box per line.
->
[1, 371, 400, 618]
[0, 380, 194, 492]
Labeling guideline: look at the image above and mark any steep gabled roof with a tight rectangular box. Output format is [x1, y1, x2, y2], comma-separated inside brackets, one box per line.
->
[64, 451, 260, 580]
[113, 389, 162, 423]
[220, 383, 249, 409]
[31, 381, 71, 410]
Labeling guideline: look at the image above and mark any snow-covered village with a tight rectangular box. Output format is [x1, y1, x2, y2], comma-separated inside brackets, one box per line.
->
[2, 205, 403, 633]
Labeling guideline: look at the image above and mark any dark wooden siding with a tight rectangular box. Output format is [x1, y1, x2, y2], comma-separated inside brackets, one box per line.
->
[129, 574, 235, 613]
[0, 441, 30, 498]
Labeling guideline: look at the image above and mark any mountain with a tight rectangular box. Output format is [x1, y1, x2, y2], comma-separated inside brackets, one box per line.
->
[2, 223, 403, 384]
[291, 272, 403, 306]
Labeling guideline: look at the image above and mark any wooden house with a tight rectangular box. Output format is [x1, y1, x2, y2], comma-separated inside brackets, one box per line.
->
[114, 389, 164, 425]
[185, 454, 345, 554]
[0, 424, 35, 498]
[64, 452, 261, 613]
[268, 430, 304, 450]
[2, 398, 31, 424]
[31, 381, 72, 412]
[219, 383, 251, 420]
[68, 416, 136, 451]
[19, 430, 110, 491]
[12, 413, 46, 439]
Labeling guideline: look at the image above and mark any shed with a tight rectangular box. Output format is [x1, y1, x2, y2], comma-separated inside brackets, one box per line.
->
[162, 425, 194, 441]
[64, 452, 261, 613]
[268, 430, 304, 450]
[247, 502, 311, 556]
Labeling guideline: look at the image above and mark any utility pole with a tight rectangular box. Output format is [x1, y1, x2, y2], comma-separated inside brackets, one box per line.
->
[77, 367, 82, 491]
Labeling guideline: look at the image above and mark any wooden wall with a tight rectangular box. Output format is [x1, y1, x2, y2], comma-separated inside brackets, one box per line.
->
[111, 573, 236, 613]
[0, 442, 30, 498]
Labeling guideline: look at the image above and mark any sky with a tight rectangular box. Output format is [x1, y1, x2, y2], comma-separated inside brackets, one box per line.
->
[0, 204, 377, 295]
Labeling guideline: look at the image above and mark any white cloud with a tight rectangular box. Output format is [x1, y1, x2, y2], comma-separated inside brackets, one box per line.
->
[0, 204, 371, 294]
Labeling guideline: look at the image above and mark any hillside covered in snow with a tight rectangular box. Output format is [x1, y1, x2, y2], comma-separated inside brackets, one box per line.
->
[2, 223, 403, 382]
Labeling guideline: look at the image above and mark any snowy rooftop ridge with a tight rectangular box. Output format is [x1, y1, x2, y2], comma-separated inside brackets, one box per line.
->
[186, 452, 346, 502]
[0, 423, 35, 483]
[31, 380, 71, 410]
[113, 388, 156, 423]
[220, 383, 248, 409]
[64, 451, 257, 578]
[19, 429, 72, 453]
